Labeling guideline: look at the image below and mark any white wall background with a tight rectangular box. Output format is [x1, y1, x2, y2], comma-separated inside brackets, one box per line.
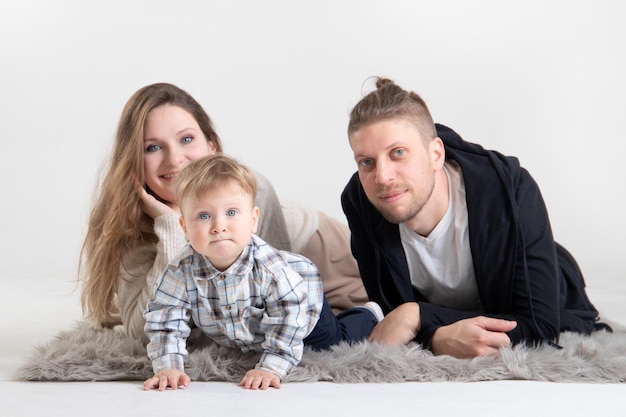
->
[1, 1, 624, 291]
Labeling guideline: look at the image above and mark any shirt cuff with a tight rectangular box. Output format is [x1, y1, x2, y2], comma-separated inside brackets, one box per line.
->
[256, 351, 300, 380]
[152, 353, 185, 374]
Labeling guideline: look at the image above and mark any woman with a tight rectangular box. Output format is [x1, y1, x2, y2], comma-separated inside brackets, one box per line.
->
[79, 83, 367, 342]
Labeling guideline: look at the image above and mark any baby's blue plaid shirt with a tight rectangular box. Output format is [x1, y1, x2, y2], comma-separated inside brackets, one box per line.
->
[144, 234, 323, 379]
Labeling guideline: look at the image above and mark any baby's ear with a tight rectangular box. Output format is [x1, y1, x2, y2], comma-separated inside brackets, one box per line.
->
[251, 206, 260, 233]
[179, 216, 189, 240]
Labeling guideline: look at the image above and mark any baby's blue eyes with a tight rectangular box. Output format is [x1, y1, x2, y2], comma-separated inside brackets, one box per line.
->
[197, 210, 238, 219]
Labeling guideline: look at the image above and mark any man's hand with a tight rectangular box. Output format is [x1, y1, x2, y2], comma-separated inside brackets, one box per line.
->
[239, 368, 281, 390]
[368, 302, 420, 345]
[431, 316, 517, 358]
[143, 369, 190, 391]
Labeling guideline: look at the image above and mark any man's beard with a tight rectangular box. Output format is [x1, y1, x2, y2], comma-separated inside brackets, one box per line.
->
[372, 181, 435, 225]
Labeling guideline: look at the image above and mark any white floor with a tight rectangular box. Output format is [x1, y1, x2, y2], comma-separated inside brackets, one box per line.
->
[3, 274, 626, 417]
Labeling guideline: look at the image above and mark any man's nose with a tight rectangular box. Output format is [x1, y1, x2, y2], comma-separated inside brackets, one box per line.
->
[375, 160, 395, 184]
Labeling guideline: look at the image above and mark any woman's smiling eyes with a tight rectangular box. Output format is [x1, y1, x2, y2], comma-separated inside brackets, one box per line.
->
[145, 143, 161, 153]
[144, 136, 194, 153]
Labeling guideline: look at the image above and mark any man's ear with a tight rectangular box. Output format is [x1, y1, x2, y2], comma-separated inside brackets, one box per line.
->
[179, 216, 190, 240]
[431, 137, 446, 169]
[251, 206, 260, 234]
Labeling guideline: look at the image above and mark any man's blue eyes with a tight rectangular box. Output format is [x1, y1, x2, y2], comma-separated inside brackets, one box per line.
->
[359, 150, 406, 167]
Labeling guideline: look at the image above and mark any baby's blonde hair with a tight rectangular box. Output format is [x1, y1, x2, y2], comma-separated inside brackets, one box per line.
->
[176, 154, 257, 214]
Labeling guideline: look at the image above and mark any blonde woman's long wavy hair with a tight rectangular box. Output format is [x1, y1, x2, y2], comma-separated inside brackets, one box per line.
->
[80, 83, 223, 327]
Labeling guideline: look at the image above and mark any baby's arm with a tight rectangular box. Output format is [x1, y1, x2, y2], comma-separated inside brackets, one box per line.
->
[144, 369, 190, 391]
[244, 261, 320, 389]
[144, 256, 192, 391]
[239, 368, 281, 390]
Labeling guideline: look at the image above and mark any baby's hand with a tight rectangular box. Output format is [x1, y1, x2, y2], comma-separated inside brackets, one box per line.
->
[239, 368, 281, 390]
[143, 369, 190, 391]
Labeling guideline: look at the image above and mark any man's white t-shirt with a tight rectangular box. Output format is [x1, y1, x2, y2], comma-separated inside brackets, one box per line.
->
[400, 161, 484, 312]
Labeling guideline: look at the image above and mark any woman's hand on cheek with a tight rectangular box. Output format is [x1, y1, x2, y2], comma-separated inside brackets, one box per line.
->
[135, 180, 179, 218]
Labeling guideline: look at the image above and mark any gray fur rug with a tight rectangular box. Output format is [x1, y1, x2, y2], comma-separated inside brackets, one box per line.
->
[14, 320, 626, 383]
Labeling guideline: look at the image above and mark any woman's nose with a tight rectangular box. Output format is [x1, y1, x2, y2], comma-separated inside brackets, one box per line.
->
[165, 147, 184, 166]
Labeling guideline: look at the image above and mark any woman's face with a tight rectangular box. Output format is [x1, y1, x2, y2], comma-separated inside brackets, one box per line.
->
[143, 104, 217, 204]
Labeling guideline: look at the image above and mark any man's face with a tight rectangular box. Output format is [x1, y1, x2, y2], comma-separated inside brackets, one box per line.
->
[349, 118, 444, 227]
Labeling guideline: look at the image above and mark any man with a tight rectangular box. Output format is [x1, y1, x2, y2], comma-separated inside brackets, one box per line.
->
[341, 77, 609, 359]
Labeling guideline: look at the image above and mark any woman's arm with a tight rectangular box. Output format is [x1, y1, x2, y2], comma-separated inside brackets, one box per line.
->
[117, 213, 187, 342]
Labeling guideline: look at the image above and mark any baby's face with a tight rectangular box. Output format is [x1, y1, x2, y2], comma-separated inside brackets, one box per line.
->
[179, 183, 259, 271]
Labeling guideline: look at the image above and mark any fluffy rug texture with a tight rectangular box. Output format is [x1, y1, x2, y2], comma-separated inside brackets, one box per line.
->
[15, 320, 626, 383]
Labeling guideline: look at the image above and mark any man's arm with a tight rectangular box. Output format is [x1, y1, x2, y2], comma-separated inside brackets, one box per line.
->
[418, 167, 561, 354]
[368, 302, 516, 358]
[367, 302, 420, 345]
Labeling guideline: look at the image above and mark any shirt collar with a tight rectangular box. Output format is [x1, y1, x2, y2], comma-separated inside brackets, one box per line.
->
[192, 237, 256, 279]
